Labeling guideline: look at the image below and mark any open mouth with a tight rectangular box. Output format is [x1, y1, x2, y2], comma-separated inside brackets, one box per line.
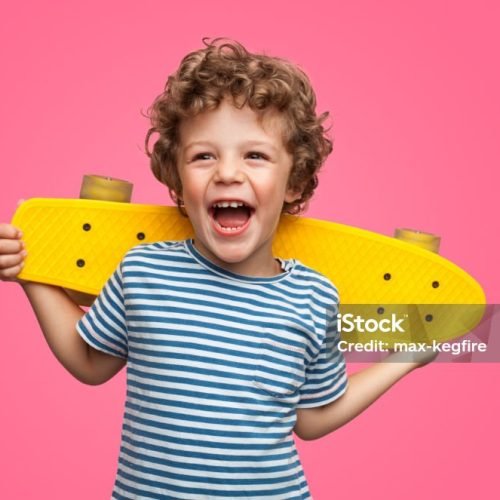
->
[208, 202, 255, 233]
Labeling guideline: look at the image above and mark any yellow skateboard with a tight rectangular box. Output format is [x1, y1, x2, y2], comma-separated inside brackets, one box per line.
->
[11, 176, 486, 346]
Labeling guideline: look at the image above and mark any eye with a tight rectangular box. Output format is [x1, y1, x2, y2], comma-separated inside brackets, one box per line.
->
[191, 152, 214, 161]
[246, 151, 268, 160]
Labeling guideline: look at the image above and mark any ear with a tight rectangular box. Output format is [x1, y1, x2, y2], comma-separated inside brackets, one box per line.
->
[284, 187, 303, 204]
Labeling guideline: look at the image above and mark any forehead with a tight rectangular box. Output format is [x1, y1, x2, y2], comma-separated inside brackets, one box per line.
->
[178, 99, 288, 146]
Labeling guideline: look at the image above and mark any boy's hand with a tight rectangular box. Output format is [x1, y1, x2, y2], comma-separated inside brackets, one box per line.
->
[411, 345, 439, 367]
[0, 223, 27, 283]
[386, 344, 439, 368]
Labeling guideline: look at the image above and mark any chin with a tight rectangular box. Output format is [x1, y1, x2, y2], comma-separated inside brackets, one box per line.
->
[214, 246, 251, 263]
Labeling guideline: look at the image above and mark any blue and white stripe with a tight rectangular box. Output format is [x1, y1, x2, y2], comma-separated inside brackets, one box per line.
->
[77, 239, 347, 499]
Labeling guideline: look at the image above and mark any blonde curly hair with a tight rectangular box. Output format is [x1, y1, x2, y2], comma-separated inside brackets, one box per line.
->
[145, 37, 333, 216]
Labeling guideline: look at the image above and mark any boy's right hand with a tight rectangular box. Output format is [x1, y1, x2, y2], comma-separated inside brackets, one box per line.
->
[0, 223, 27, 283]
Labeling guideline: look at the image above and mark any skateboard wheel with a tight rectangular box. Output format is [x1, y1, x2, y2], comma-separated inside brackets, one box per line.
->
[394, 228, 440, 254]
[80, 175, 133, 202]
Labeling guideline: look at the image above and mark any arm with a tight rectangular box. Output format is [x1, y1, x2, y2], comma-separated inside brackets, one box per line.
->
[0, 223, 125, 385]
[22, 282, 126, 385]
[294, 352, 430, 441]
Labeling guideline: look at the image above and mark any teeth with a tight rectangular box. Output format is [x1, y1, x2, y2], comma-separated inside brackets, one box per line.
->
[212, 201, 246, 208]
[214, 220, 243, 232]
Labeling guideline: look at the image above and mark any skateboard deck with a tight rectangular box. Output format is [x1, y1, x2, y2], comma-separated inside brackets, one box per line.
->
[12, 197, 486, 345]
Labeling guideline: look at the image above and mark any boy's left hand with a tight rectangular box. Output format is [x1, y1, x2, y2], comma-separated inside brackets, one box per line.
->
[412, 345, 439, 367]
[386, 345, 439, 368]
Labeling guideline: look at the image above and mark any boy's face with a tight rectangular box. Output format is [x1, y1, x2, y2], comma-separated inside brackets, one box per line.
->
[177, 98, 301, 277]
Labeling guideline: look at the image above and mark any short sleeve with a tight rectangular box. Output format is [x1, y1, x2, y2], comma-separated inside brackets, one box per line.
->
[76, 262, 128, 359]
[297, 302, 348, 408]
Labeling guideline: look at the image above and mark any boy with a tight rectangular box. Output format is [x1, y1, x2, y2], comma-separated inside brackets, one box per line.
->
[0, 38, 430, 499]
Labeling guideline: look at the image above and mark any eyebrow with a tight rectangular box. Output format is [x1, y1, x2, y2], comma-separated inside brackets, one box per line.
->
[245, 141, 278, 152]
[182, 141, 212, 153]
[183, 140, 278, 154]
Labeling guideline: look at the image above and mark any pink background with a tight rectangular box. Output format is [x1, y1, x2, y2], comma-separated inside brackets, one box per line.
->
[1, 1, 499, 499]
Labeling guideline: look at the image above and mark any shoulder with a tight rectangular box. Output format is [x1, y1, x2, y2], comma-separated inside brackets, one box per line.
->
[290, 259, 340, 307]
[121, 239, 189, 267]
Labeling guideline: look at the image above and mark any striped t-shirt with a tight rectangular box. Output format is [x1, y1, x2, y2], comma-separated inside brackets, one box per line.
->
[77, 238, 348, 499]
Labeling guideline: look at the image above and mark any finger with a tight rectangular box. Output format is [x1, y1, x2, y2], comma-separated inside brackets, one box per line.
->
[0, 263, 24, 281]
[0, 223, 22, 239]
[0, 238, 24, 254]
[0, 252, 26, 269]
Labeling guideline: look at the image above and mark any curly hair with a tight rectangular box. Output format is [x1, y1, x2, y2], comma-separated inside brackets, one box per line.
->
[144, 37, 333, 216]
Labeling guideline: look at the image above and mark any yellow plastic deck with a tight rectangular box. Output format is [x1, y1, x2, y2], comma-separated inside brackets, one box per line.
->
[12, 198, 486, 344]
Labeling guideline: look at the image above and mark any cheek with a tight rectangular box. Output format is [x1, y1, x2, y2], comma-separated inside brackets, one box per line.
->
[255, 178, 288, 209]
[179, 172, 203, 200]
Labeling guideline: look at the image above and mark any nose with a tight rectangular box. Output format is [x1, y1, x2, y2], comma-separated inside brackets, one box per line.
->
[212, 156, 245, 184]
